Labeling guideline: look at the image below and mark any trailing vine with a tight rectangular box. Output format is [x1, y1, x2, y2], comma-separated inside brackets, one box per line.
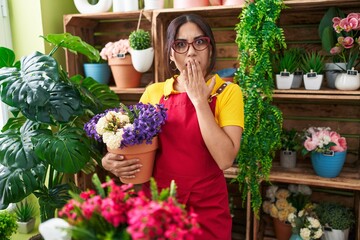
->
[234, 0, 286, 215]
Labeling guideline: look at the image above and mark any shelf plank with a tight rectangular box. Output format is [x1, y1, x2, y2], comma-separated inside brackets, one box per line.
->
[109, 87, 145, 94]
[224, 163, 360, 191]
[273, 89, 360, 100]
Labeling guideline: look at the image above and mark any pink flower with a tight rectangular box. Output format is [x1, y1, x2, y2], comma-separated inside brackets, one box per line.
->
[303, 127, 347, 154]
[340, 36, 354, 49]
[330, 46, 342, 55]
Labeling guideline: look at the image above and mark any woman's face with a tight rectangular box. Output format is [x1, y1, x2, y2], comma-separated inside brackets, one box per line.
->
[170, 22, 212, 77]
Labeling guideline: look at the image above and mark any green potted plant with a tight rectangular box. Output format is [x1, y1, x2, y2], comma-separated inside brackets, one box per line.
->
[0, 33, 119, 222]
[301, 52, 325, 90]
[314, 202, 355, 240]
[14, 200, 37, 234]
[0, 211, 18, 240]
[234, 0, 285, 215]
[129, 29, 154, 73]
[280, 128, 301, 168]
[276, 48, 304, 89]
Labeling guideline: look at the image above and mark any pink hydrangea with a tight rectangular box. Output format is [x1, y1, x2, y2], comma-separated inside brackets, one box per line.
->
[100, 39, 130, 60]
[303, 127, 347, 154]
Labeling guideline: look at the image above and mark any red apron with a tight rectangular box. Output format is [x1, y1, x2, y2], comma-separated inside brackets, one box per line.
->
[145, 91, 232, 240]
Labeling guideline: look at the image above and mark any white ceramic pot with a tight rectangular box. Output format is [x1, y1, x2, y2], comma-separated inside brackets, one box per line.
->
[144, 0, 164, 9]
[124, 0, 139, 11]
[303, 73, 323, 90]
[324, 63, 346, 89]
[321, 227, 349, 240]
[130, 47, 154, 73]
[113, 0, 125, 12]
[17, 218, 36, 234]
[280, 150, 297, 168]
[74, 0, 112, 14]
[173, 0, 209, 8]
[276, 74, 294, 89]
[335, 72, 360, 90]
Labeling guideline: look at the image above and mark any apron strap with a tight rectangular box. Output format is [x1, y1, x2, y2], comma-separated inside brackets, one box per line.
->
[208, 82, 231, 102]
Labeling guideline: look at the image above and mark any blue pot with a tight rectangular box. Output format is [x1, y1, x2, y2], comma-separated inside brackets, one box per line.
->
[83, 63, 111, 85]
[311, 151, 346, 178]
[289, 233, 303, 240]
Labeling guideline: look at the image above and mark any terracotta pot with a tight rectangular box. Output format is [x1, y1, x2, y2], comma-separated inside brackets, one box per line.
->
[173, 0, 209, 8]
[107, 137, 158, 184]
[273, 217, 292, 240]
[108, 55, 142, 89]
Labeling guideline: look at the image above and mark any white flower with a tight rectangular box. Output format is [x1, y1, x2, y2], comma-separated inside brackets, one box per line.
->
[96, 117, 108, 135]
[298, 210, 304, 217]
[288, 184, 298, 193]
[297, 185, 312, 195]
[314, 228, 323, 239]
[266, 185, 278, 202]
[287, 212, 296, 226]
[309, 217, 321, 228]
[103, 130, 123, 149]
[300, 228, 311, 240]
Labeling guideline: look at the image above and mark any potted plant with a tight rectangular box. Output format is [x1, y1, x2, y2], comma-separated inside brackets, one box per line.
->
[129, 29, 154, 73]
[100, 38, 142, 88]
[235, 0, 285, 215]
[280, 128, 301, 168]
[328, 12, 360, 91]
[0, 211, 18, 240]
[301, 52, 325, 90]
[0, 33, 119, 222]
[276, 48, 304, 89]
[14, 200, 36, 234]
[302, 127, 347, 178]
[314, 202, 355, 240]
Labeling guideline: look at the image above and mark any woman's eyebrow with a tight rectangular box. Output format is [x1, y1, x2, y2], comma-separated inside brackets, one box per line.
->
[175, 35, 206, 41]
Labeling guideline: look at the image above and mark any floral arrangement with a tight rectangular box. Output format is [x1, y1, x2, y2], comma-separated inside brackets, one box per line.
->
[262, 184, 312, 222]
[59, 174, 202, 240]
[287, 204, 323, 240]
[302, 127, 347, 155]
[330, 13, 360, 71]
[100, 39, 131, 60]
[84, 103, 167, 149]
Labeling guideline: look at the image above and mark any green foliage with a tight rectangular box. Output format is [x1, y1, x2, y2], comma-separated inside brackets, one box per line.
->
[0, 33, 120, 221]
[278, 48, 305, 73]
[129, 29, 151, 50]
[14, 200, 36, 222]
[281, 128, 301, 151]
[234, 0, 285, 215]
[0, 211, 18, 240]
[318, 7, 345, 53]
[301, 52, 325, 74]
[315, 202, 355, 230]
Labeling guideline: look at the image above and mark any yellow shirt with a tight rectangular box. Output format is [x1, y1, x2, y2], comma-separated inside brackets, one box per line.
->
[140, 74, 244, 128]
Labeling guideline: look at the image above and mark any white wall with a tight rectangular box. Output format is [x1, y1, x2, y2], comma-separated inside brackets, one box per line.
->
[0, 0, 12, 128]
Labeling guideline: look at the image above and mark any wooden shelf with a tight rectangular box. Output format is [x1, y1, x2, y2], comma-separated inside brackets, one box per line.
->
[273, 89, 360, 100]
[109, 86, 145, 94]
[224, 162, 360, 191]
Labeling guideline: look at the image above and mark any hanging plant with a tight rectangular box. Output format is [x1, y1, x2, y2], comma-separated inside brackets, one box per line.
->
[234, 0, 286, 215]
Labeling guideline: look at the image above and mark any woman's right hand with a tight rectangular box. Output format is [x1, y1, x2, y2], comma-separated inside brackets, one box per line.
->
[101, 152, 142, 179]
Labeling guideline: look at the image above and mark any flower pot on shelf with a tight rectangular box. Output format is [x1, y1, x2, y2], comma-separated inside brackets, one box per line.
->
[303, 72, 323, 90]
[173, 0, 209, 8]
[276, 72, 294, 89]
[335, 69, 360, 91]
[108, 55, 142, 89]
[322, 227, 349, 240]
[83, 63, 111, 85]
[130, 47, 154, 73]
[108, 137, 159, 184]
[144, 0, 164, 9]
[311, 151, 346, 178]
[272, 217, 292, 240]
[291, 71, 303, 88]
[324, 63, 346, 89]
[280, 150, 296, 168]
[17, 218, 36, 234]
[73, 0, 112, 14]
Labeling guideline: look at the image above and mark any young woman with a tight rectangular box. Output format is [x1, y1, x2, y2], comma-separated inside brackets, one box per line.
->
[102, 13, 244, 239]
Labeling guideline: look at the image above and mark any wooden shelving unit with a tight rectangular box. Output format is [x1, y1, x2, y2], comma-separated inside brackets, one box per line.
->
[64, 1, 360, 239]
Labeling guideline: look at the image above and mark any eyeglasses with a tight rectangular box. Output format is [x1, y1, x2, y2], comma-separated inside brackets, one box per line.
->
[171, 37, 210, 54]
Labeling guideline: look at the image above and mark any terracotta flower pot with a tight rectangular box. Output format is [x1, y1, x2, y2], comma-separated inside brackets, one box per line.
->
[107, 137, 159, 184]
[273, 217, 292, 240]
[108, 55, 142, 89]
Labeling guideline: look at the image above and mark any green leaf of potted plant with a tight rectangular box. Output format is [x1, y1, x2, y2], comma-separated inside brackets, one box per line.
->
[280, 128, 301, 168]
[0, 33, 120, 222]
[301, 52, 325, 90]
[314, 202, 355, 240]
[14, 200, 36, 234]
[0, 211, 18, 240]
[276, 48, 304, 89]
[129, 29, 154, 73]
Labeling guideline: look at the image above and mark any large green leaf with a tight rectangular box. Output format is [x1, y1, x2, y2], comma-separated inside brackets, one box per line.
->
[42, 33, 100, 63]
[0, 52, 82, 124]
[0, 47, 15, 68]
[33, 127, 92, 173]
